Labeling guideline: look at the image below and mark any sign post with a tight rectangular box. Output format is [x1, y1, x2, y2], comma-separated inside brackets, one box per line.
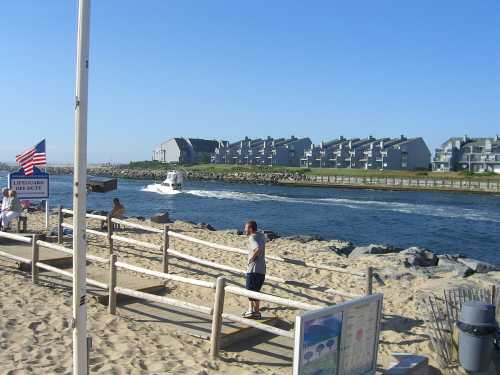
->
[45, 199, 49, 230]
[293, 294, 383, 375]
[72, 0, 91, 374]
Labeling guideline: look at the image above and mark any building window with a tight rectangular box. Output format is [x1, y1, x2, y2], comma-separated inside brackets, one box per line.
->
[401, 152, 408, 168]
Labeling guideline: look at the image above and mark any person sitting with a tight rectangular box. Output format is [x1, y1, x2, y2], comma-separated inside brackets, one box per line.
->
[103, 198, 125, 231]
[0, 190, 21, 231]
[0, 188, 9, 231]
[110, 198, 125, 219]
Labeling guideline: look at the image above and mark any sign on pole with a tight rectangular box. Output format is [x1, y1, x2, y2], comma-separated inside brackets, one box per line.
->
[8, 167, 49, 200]
[293, 294, 383, 375]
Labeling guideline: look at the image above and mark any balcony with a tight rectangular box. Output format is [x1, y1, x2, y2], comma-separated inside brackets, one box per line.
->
[433, 157, 450, 162]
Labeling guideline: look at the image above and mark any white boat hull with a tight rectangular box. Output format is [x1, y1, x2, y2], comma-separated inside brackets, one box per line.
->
[143, 183, 182, 195]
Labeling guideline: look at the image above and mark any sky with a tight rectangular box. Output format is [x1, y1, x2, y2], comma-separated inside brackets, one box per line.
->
[1, 1, 499, 164]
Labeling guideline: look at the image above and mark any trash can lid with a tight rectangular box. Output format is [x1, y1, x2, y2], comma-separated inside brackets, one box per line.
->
[459, 301, 497, 328]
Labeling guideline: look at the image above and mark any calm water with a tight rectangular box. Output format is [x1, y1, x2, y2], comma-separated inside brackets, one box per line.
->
[2, 172, 500, 264]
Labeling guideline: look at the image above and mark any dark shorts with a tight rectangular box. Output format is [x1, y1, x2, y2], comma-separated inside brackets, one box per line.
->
[246, 273, 265, 301]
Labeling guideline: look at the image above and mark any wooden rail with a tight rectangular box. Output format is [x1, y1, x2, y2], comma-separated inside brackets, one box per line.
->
[0, 231, 32, 244]
[111, 217, 163, 234]
[221, 312, 294, 338]
[37, 239, 107, 264]
[111, 234, 162, 251]
[168, 247, 286, 284]
[115, 261, 216, 289]
[34, 262, 108, 289]
[61, 208, 107, 222]
[0, 249, 32, 264]
[225, 285, 321, 311]
[36, 261, 73, 278]
[61, 222, 108, 239]
[114, 286, 213, 315]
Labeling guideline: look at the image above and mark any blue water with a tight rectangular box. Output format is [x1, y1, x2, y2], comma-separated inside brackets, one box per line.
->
[2, 172, 500, 264]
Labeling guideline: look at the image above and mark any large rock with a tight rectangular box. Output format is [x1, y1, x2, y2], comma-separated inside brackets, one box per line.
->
[282, 234, 324, 243]
[130, 216, 145, 221]
[456, 258, 498, 273]
[224, 229, 243, 236]
[321, 240, 355, 257]
[262, 230, 280, 241]
[400, 247, 438, 268]
[150, 212, 170, 224]
[349, 244, 400, 258]
[196, 222, 216, 231]
[379, 268, 417, 282]
[437, 255, 474, 278]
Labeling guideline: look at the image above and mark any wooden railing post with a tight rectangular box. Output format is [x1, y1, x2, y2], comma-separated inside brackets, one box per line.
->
[31, 234, 39, 284]
[366, 267, 373, 295]
[57, 205, 64, 244]
[107, 215, 114, 255]
[162, 225, 169, 274]
[210, 276, 226, 359]
[108, 254, 117, 314]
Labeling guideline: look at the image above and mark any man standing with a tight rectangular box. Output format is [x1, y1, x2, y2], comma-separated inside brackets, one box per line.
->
[243, 220, 266, 319]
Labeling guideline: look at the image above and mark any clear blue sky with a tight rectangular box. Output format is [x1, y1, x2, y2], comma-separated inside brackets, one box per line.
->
[1, 1, 499, 163]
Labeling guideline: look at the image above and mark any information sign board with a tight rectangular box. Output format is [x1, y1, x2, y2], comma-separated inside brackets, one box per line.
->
[8, 167, 49, 200]
[293, 294, 383, 375]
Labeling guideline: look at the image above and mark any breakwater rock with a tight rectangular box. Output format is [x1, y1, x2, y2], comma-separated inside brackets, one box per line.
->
[42, 166, 310, 184]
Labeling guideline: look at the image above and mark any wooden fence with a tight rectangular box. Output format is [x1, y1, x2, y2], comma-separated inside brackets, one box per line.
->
[0, 207, 375, 362]
[59, 207, 372, 298]
[0, 229, 322, 359]
[292, 175, 500, 193]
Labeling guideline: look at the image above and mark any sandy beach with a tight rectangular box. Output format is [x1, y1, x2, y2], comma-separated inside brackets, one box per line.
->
[1, 211, 499, 374]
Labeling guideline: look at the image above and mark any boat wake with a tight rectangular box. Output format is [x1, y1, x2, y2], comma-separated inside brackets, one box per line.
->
[183, 189, 500, 223]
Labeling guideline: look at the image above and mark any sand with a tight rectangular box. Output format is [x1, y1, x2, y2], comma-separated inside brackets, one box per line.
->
[1, 211, 499, 374]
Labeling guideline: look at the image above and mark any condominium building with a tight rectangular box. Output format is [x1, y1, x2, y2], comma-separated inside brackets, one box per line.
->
[152, 138, 219, 164]
[432, 136, 500, 173]
[211, 136, 312, 167]
[301, 136, 431, 170]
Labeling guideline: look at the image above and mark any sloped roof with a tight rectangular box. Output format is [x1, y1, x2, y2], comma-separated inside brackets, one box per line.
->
[173, 138, 191, 152]
[187, 138, 219, 153]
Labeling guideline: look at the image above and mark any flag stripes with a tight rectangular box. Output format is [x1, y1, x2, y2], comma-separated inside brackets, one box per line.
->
[15, 140, 46, 175]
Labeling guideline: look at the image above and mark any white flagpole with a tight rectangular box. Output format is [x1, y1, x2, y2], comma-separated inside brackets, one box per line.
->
[72, 0, 91, 374]
[44, 142, 49, 231]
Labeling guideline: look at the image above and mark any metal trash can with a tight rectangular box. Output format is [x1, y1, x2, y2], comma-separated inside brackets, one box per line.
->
[457, 301, 497, 372]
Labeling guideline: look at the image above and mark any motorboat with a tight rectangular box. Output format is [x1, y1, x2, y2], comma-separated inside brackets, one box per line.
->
[144, 170, 184, 194]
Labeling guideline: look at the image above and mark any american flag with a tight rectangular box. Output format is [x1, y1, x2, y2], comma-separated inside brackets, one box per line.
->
[15, 140, 47, 175]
